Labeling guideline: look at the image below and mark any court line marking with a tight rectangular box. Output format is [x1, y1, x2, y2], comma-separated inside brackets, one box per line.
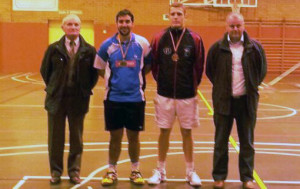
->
[197, 90, 214, 115]
[258, 103, 297, 120]
[0, 73, 22, 80]
[11, 72, 33, 83]
[197, 89, 267, 189]
[9, 146, 300, 188]
[2, 141, 300, 151]
[8, 72, 300, 94]
[2, 148, 300, 157]
[12, 175, 300, 189]
[268, 62, 300, 86]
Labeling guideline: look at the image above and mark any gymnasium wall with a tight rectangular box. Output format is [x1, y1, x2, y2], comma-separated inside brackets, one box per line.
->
[0, 0, 300, 73]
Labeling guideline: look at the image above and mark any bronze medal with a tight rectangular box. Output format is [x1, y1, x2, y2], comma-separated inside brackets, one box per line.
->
[172, 53, 179, 62]
[118, 33, 132, 67]
[169, 28, 186, 63]
[120, 60, 127, 66]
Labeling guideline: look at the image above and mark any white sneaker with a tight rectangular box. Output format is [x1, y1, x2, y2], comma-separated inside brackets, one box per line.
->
[147, 169, 167, 185]
[186, 171, 202, 186]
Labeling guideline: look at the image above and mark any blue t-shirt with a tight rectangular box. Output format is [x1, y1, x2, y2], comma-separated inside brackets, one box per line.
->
[94, 33, 151, 102]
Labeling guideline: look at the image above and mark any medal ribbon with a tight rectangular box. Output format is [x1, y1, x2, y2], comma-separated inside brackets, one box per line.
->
[169, 28, 186, 54]
[118, 33, 132, 60]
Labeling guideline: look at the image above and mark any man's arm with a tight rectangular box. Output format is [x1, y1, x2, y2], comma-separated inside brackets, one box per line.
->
[205, 43, 217, 84]
[193, 34, 205, 85]
[40, 45, 53, 85]
[94, 55, 105, 78]
[251, 39, 267, 84]
[257, 42, 267, 84]
[90, 47, 99, 88]
[144, 46, 152, 75]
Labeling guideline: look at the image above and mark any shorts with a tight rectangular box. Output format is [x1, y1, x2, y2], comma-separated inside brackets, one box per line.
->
[104, 100, 145, 131]
[154, 94, 200, 129]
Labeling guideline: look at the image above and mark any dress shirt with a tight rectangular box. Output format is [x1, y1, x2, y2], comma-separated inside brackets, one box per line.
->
[228, 34, 246, 97]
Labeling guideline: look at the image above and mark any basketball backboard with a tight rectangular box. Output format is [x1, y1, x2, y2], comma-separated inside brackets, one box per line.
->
[169, 0, 257, 12]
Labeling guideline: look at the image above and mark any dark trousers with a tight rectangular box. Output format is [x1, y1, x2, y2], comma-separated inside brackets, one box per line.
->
[212, 95, 256, 182]
[48, 96, 85, 177]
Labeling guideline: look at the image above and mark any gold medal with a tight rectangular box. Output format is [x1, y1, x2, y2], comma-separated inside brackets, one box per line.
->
[172, 53, 179, 62]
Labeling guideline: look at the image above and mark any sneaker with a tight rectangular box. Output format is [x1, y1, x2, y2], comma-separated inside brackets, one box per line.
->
[186, 171, 202, 186]
[130, 170, 145, 185]
[101, 170, 117, 186]
[147, 169, 167, 185]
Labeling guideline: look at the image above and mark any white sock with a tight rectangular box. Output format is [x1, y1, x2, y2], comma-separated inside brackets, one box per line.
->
[157, 161, 166, 171]
[131, 162, 140, 171]
[186, 162, 194, 175]
[108, 164, 117, 172]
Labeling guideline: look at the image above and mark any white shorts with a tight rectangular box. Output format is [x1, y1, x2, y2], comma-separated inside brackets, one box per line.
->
[154, 94, 200, 129]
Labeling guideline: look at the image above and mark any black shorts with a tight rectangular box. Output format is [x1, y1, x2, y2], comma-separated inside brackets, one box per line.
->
[104, 100, 145, 131]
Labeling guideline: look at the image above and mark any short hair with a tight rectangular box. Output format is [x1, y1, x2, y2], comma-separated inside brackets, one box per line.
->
[226, 12, 244, 24]
[170, 2, 186, 14]
[116, 9, 134, 23]
[62, 14, 81, 25]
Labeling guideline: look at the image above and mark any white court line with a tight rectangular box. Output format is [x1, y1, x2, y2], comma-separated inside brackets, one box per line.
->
[2, 148, 300, 157]
[0, 73, 22, 80]
[1, 141, 300, 151]
[25, 73, 38, 81]
[8, 145, 300, 188]
[71, 150, 300, 189]
[258, 103, 297, 120]
[268, 62, 300, 86]
[11, 73, 32, 83]
[12, 175, 300, 189]
[13, 178, 27, 189]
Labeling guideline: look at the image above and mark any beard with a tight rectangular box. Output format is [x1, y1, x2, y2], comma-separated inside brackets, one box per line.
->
[118, 27, 130, 36]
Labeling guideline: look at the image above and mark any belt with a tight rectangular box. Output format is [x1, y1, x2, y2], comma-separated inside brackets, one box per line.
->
[232, 95, 246, 99]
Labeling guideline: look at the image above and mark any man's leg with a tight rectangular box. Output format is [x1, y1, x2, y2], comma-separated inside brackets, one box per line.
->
[108, 128, 124, 168]
[126, 129, 145, 185]
[149, 95, 174, 184]
[158, 128, 172, 163]
[126, 129, 140, 169]
[180, 128, 202, 186]
[67, 112, 85, 183]
[148, 128, 171, 185]
[234, 96, 255, 182]
[48, 111, 66, 184]
[180, 128, 194, 172]
[212, 113, 234, 181]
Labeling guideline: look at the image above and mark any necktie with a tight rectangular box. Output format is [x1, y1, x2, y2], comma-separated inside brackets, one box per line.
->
[69, 40, 75, 58]
[68, 40, 76, 86]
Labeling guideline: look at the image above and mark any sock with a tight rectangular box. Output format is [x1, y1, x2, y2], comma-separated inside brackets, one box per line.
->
[131, 162, 140, 171]
[186, 162, 194, 175]
[157, 161, 166, 172]
[108, 163, 117, 172]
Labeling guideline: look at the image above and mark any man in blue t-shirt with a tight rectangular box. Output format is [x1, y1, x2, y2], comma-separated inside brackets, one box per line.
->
[94, 9, 151, 186]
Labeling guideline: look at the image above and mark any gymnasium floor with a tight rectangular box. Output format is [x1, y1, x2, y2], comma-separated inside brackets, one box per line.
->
[0, 72, 299, 189]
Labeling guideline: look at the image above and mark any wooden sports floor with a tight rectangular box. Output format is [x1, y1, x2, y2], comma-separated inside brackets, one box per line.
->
[0, 72, 299, 189]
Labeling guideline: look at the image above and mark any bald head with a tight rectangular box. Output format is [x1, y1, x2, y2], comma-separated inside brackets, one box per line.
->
[226, 12, 245, 43]
[226, 12, 244, 24]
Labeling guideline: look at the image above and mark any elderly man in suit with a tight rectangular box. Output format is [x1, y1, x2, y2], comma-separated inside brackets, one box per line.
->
[40, 14, 98, 185]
